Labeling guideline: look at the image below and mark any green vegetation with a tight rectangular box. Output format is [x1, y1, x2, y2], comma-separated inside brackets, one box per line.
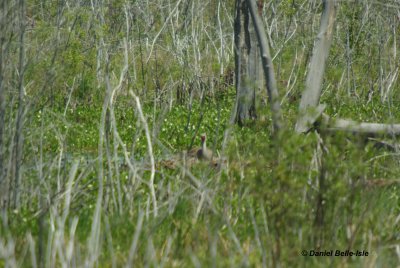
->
[0, 0, 399, 267]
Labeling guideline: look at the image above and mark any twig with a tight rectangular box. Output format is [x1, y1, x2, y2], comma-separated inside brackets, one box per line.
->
[129, 90, 158, 218]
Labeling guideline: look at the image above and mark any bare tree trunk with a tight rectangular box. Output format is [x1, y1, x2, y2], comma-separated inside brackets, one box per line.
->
[247, 0, 282, 133]
[296, 0, 336, 133]
[0, 0, 17, 208]
[13, 0, 26, 208]
[249, 26, 264, 104]
[0, 1, 6, 193]
[234, 0, 259, 126]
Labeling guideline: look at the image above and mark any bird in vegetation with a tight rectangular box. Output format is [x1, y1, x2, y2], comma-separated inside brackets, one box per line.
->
[159, 133, 222, 170]
[185, 133, 213, 161]
[196, 133, 213, 161]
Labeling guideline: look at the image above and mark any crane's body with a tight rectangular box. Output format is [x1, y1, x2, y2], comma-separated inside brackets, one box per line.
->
[196, 134, 213, 161]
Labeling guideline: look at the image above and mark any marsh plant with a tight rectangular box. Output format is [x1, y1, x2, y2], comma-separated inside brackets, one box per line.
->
[0, 0, 399, 267]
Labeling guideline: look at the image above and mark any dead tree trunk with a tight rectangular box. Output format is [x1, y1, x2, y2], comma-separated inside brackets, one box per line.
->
[234, 0, 262, 126]
[0, 0, 16, 207]
[295, 0, 336, 133]
[247, 0, 282, 133]
[13, 0, 27, 208]
[0, 2, 6, 192]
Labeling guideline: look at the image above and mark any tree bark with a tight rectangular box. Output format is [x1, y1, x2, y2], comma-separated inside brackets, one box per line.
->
[0, 5, 6, 191]
[234, 0, 261, 126]
[296, 0, 336, 133]
[0, 0, 14, 205]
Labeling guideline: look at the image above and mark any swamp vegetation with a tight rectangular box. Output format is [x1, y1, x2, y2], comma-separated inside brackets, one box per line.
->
[0, 0, 400, 267]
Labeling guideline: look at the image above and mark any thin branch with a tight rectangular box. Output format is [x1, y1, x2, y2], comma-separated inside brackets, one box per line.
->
[146, 0, 183, 64]
[129, 90, 158, 218]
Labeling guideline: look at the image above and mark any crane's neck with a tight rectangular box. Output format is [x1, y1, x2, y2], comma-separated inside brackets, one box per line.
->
[201, 137, 207, 151]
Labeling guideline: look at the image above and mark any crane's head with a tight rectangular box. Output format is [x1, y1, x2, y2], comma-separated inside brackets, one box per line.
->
[200, 133, 206, 142]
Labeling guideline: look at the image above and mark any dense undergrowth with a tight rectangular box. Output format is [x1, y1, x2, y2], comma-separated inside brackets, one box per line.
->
[2, 92, 400, 267]
[1, 0, 400, 267]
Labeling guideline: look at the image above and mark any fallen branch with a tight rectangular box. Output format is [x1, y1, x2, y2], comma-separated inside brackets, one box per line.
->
[321, 114, 400, 136]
